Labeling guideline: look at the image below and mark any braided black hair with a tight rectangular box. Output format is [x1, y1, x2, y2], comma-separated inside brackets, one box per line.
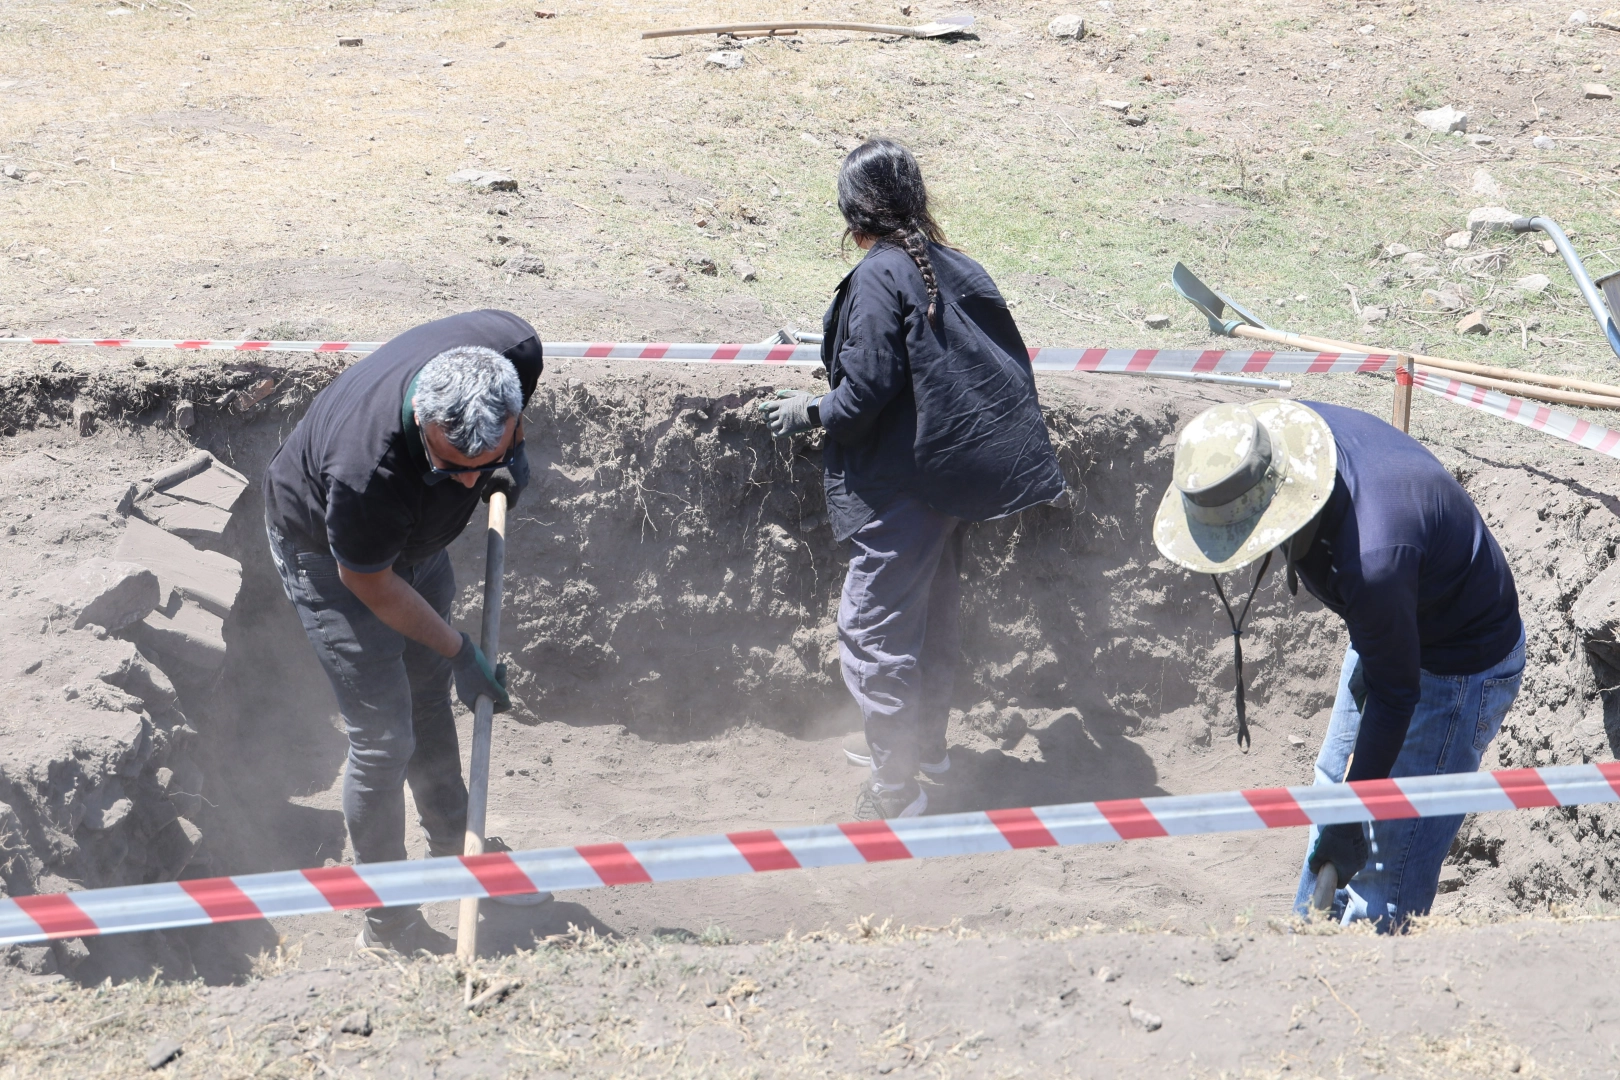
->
[836, 138, 949, 323]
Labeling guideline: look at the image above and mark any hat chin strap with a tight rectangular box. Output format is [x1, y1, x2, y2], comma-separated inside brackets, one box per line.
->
[1209, 550, 1273, 753]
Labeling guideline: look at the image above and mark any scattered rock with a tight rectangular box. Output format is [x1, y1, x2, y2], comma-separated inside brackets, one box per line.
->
[1401, 250, 1434, 266]
[1467, 206, 1521, 237]
[1096, 965, 1119, 982]
[1213, 939, 1241, 961]
[448, 169, 517, 193]
[707, 51, 744, 70]
[535, 9, 556, 17]
[1099, 99, 1131, 113]
[1361, 306, 1388, 324]
[2, 164, 22, 180]
[1144, 313, 1171, 329]
[504, 254, 545, 276]
[146, 1038, 183, 1070]
[45, 558, 160, 631]
[731, 259, 757, 282]
[1532, 134, 1556, 150]
[1584, 83, 1615, 100]
[337, 37, 362, 47]
[9, 945, 57, 975]
[172, 399, 195, 430]
[1383, 243, 1412, 259]
[1287, 733, 1307, 747]
[1513, 274, 1551, 297]
[339, 1010, 373, 1037]
[1465, 133, 1495, 146]
[685, 254, 718, 276]
[1457, 309, 1491, 335]
[1445, 231, 1473, 250]
[1047, 14, 1086, 38]
[1570, 10, 1592, 26]
[1598, 9, 1620, 31]
[1413, 105, 1467, 134]
[1422, 288, 1468, 312]
[1128, 1004, 1163, 1031]
[1471, 168, 1500, 198]
[1437, 866, 1465, 893]
[645, 264, 688, 290]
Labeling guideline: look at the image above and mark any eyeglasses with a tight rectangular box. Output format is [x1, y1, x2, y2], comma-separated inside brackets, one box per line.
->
[424, 441, 522, 480]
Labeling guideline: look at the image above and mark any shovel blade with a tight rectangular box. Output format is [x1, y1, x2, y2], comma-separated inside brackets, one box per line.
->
[912, 13, 974, 36]
[1171, 262, 1275, 334]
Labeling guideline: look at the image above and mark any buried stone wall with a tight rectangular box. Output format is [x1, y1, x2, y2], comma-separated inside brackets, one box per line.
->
[0, 443, 250, 974]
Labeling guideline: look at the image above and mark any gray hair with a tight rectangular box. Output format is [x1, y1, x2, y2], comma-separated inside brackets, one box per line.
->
[413, 346, 523, 456]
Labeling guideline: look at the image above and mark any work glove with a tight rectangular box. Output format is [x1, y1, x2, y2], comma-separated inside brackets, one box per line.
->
[758, 389, 822, 437]
[1308, 821, 1369, 884]
[482, 445, 530, 510]
[450, 632, 511, 714]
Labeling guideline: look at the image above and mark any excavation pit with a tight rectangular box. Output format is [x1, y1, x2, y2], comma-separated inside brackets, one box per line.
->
[2, 358, 1619, 983]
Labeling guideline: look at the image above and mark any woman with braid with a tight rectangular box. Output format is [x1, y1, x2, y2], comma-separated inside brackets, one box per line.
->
[761, 138, 1066, 819]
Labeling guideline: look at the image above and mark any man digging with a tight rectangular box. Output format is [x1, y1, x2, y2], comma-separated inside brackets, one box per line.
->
[263, 310, 541, 954]
[1154, 399, 1524, 930]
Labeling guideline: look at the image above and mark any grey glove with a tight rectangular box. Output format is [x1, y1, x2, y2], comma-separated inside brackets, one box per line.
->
[758, 389, 822, 437]
[450, 632, 510, 714]
[482, 445, 529, 510]
[1308, 821, 1369, 883]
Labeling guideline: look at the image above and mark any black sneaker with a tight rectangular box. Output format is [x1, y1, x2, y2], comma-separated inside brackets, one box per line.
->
[852, 780, 928, 821]
[355, 910, 454, 956]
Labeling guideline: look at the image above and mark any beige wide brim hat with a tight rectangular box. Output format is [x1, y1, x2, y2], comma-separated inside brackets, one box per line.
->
[1152, 399, 1336, 575]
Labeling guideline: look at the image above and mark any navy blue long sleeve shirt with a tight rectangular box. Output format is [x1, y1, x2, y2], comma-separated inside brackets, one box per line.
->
[1294, 402, 1521, 783]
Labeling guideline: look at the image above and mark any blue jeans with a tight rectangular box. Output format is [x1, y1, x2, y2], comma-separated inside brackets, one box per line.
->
[839, 496, 964, 787]
[1292, 629, 1525, 930]
[266, 523, 468, 887]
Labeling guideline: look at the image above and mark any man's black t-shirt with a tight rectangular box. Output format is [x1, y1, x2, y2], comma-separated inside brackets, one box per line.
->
[264, 310, 543, 571]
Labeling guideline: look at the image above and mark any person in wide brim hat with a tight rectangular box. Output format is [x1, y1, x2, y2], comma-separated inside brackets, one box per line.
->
[1154, 398, 1524, 934]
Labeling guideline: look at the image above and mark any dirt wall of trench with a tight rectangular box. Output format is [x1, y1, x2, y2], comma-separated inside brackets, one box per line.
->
[5, 355, 1620, 982]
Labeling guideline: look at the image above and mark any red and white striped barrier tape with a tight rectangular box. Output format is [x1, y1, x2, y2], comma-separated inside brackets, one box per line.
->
[1412, 368, 1620, 461]
[7, 337, 1617, 457]
[1, 763, 1614, 946]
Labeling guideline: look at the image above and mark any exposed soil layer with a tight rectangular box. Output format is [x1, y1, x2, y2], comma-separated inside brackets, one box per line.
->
[4, 916, 1619, 1079]
[3, 353, 1620, 992]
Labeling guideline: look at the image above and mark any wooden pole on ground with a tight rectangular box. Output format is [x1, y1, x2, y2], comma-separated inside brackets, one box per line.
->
[1222, 323, 1620, 409]
[456, 492, 507, 964]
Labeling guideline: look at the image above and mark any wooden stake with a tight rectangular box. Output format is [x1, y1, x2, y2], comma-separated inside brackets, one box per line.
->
[1392, 354, 1414, 433]
[456, 492, 507, 963]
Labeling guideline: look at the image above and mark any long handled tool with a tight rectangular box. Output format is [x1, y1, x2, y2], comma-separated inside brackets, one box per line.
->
[1508, 215, 1620, 359]
[455, 492, 507, 963]
[1172, 264, 1620, 409]
[642, 14, 973, 39]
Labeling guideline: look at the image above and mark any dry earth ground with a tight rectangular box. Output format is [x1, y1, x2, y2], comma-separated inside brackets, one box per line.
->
[6, 0, 1620, 1077]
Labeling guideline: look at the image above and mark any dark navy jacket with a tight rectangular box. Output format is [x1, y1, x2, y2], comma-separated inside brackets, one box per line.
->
[1294, 402, 1522, 782]
[818, 241, 1065, 541]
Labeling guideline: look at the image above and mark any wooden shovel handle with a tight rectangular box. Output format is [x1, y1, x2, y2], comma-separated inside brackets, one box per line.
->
[1312, 863, 1339, 911]
[456, 492, 507, 963]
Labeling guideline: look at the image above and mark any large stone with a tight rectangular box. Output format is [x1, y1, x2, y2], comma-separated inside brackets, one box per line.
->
[130, 600, 226, 671]
[1413, 105, 1467, 133]
[140, 497, 232, 543]
[162, 467, 247, 513]
[45, 558, 160, 631]
[1047, 14, 1085, 38]
[1467, 205, 1523, 237]
[115, 518, 241, 616]
[1575, 559, 1620, 672]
